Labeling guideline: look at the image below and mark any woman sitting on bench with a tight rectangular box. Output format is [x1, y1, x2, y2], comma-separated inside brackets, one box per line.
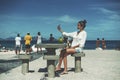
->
[56, 20, 87, 75]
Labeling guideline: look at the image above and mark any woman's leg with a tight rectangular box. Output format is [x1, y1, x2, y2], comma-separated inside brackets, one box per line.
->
[63, 54, 67, 72]
[62, 48, 76, 74]
[56, 50, 65, 70]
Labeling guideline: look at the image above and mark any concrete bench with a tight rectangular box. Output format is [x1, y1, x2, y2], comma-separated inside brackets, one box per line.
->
[18, 54, 32, 75]
[71, 52, 85, 73]
[43, 55, 59, 78]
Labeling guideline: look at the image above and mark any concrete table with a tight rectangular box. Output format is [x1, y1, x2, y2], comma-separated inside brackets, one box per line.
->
[18, 54, 32, 75]
[36, 43, 66, 78]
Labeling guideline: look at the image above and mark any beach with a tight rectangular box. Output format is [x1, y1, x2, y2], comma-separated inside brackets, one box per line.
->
[0, 50, 120, 80]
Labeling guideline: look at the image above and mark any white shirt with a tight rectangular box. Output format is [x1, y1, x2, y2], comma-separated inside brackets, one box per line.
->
[37, 35, 42, 44]
[62, 30, 87, 48]
[15, 37, 21, 46]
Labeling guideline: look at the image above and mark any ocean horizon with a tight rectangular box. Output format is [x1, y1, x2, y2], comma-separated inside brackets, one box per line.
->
[0, 39, 120, 50]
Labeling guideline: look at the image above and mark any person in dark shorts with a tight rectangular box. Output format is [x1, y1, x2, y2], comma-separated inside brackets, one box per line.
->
[24, 32, 32, 54]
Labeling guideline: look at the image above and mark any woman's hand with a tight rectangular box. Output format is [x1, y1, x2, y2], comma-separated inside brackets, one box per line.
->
[57, 24, 61, 31]
[57, 24, 63, 33]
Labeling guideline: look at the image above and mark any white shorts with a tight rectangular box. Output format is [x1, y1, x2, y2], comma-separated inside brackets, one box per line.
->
[75, 48, 83, 53]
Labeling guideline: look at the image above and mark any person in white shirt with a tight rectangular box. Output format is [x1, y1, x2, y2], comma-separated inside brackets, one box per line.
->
[36, 32, 42, 53]
[56, 20, 87, 75]
[15, 34, 21, 54]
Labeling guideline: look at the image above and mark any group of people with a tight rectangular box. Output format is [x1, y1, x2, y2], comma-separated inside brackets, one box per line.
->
[96, 38, 106, 50]
[15, 20, 87, 75]
[15, 32, 41, 54]
[15, 32, 55, 54]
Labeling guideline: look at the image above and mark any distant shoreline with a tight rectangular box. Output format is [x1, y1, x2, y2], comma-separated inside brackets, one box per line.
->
[0, 40, 120, 50]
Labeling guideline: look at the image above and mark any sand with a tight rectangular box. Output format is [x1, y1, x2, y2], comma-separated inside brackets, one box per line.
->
[0, 50, 120, 80]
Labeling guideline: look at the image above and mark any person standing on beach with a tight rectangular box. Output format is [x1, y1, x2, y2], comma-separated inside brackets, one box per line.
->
[102, 38, 106, 49]
[56, 20, 87, 75]
[15, 34, 21, 54]
[49, 33, 54, 42]
[36, 32, 42, 53]
[0, 44, 2, 50]
[24, 32, 32, 54]
[96, 38, 100, 48]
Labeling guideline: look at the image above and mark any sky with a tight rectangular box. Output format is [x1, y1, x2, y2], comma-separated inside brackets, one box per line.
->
[0, 0, 120, 40]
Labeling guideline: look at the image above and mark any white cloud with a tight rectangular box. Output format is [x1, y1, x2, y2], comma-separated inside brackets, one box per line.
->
[91, 7, 116, 14]
[98, 8, 120, 21]
[98, 8, 116, 14]
[109, 14, 120, 20]
[57, 15, 78, 23]
[89, 7, 120, 39]
[91, 7, 120, 22]
[0, 14, 79, 23]
[0, 14, 80, 38]
[36, 15, 79, 23]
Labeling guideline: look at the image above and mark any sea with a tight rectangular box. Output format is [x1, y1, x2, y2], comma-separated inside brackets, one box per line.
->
[0, 40, 120, 50]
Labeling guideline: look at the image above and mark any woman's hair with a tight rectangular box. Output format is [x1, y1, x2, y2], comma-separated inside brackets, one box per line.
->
[78, 20, 87, 29]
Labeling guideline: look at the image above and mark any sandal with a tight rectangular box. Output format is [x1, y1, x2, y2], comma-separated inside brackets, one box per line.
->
[60, 71, 68, 75]
[55, 68, 61, 71]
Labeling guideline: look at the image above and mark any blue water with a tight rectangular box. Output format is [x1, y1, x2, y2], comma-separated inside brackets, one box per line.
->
[85, 40, 120, 49]
[0, 40, 120, 50]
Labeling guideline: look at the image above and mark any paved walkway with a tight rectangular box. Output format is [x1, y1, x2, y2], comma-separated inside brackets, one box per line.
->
[0, 50, 120, 80]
